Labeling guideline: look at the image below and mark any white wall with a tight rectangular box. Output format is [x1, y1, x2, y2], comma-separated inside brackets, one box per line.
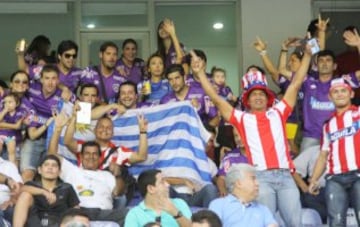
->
[240, 0, 312, 91]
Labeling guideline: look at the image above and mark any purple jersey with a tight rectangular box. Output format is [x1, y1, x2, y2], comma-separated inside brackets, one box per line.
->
[278, 74, 304, 124]
[80, 66, 126, 104]
[302, 71, 360, 139]
[218, 148, 248, 176]
[160, 85, 217, 124]
[0, 107, 27, 142]
[302, 76, 334, 139]
[28, 82, 76, 125]
[115, 58, 145, 84]
[28, 65, 82, 92]
[217, 85, 233, 101]
[138, 79, 171, 105]
[185, 73, 211, 88]
[164, 43, 186, 70]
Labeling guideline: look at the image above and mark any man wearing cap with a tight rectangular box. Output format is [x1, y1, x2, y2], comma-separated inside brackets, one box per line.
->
[209, 163, 278, 227]
[309, 78, 360, 227]
[195, 45, 311, 227]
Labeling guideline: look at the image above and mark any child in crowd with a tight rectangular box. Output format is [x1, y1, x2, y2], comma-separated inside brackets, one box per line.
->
[0, 93, 26, 165]
[211, 66, 237, 104]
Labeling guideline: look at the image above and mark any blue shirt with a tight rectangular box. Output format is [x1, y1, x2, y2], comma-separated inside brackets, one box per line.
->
[209, 194, 277, 227]
[124, 198, 192, 227]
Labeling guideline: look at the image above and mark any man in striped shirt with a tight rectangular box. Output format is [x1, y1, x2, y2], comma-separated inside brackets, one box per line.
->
[196, 44, 311, 227]
[309, 78, 360, 227]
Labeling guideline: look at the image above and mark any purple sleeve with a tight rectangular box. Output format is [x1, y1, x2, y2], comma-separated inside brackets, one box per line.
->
[28, 65, 43, 81]
[342, 72, 360, 88]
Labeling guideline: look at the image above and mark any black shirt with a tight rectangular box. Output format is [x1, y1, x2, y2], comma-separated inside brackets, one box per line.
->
[25, 180, 80, 217]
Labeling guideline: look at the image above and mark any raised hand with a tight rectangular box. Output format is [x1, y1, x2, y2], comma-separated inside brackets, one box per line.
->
[343, 29, 360, 48]
[53, 111, 70, 129]
[61, 87, 72, 102]
[190, 50, 206, 75]
[316, 14, 330, 33]
[162, 18, 176, 36]
[137, 114, 148, 133]
[253, 36, 267, 52]
[282, 37, 302, 50]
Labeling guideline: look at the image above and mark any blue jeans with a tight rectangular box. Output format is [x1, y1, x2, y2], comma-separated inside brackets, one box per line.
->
[325, 171, 360, 227]
[170, 184, 218, 207]
[256, 169, 302, 227]
[20, 138, 46, 171]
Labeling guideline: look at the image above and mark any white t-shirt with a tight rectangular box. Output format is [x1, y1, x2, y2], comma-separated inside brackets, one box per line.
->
[60, 158, 115, 210]
[0, 157, 23, 203]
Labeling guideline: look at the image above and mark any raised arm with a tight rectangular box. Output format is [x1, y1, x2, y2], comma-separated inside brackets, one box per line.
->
[253, 36, 280, 83]
[63, 104, 80, 153]
[128, 114, 148, 163]
[192, 51, 233, 121]
[282, 44, 311, 108]
[15, 40, 29, 74]
[343, 27, 360, 81]
[48, 112, 70, 155]
[278, 37, 302, 79]
[316, 14, 330, 51]
[163, 18, 185, 65]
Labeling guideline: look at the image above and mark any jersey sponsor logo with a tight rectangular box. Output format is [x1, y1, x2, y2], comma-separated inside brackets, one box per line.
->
[310, 97, 334, 111]
[79, 189, 94, 196]
[329, 121, 360, 142]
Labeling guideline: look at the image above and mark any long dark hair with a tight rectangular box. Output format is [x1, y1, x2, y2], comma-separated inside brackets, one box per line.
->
[156, 21, 167, 61]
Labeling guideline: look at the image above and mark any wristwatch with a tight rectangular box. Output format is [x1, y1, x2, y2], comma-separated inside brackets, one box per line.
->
[173, 211, 183, 219]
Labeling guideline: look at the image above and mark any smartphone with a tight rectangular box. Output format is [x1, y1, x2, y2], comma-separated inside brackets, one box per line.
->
[307, 38, 320, 55]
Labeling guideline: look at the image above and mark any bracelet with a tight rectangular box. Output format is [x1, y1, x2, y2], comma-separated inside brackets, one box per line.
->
[259, 50, 267, 56]
[281, 49, 288, 52]
[4, 177, 9, 186]
[140, 131, 147, 134]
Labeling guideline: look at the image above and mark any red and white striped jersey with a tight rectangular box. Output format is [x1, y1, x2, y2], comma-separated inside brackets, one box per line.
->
[321, 105, 360, 174]
[229, 100, 295, 171]
[76, 140, 133, 169]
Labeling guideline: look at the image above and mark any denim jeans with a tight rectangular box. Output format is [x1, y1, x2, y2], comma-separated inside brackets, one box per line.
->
[256, 169, 302, 227]
[325, 171, 360, 227]
[20, 138, 46, 171]
[170, 184, 218, 207]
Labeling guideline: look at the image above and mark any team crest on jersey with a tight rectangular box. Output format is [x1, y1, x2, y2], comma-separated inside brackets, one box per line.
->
[112, 84, 120, 92]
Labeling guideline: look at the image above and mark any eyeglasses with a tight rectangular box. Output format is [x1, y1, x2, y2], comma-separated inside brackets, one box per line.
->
[13, 80, 28, 84]
[64, 53, 77, 59]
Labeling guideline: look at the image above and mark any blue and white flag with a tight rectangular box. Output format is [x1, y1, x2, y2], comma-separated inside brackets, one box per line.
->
[47, 101, 212, 184]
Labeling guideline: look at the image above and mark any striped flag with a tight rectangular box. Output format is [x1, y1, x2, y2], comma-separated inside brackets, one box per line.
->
[47, 101, 212, 184]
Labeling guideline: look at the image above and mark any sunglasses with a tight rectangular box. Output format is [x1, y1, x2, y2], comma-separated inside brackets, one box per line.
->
[13, 79, 28, 84]
[64, 53, 77, 59]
